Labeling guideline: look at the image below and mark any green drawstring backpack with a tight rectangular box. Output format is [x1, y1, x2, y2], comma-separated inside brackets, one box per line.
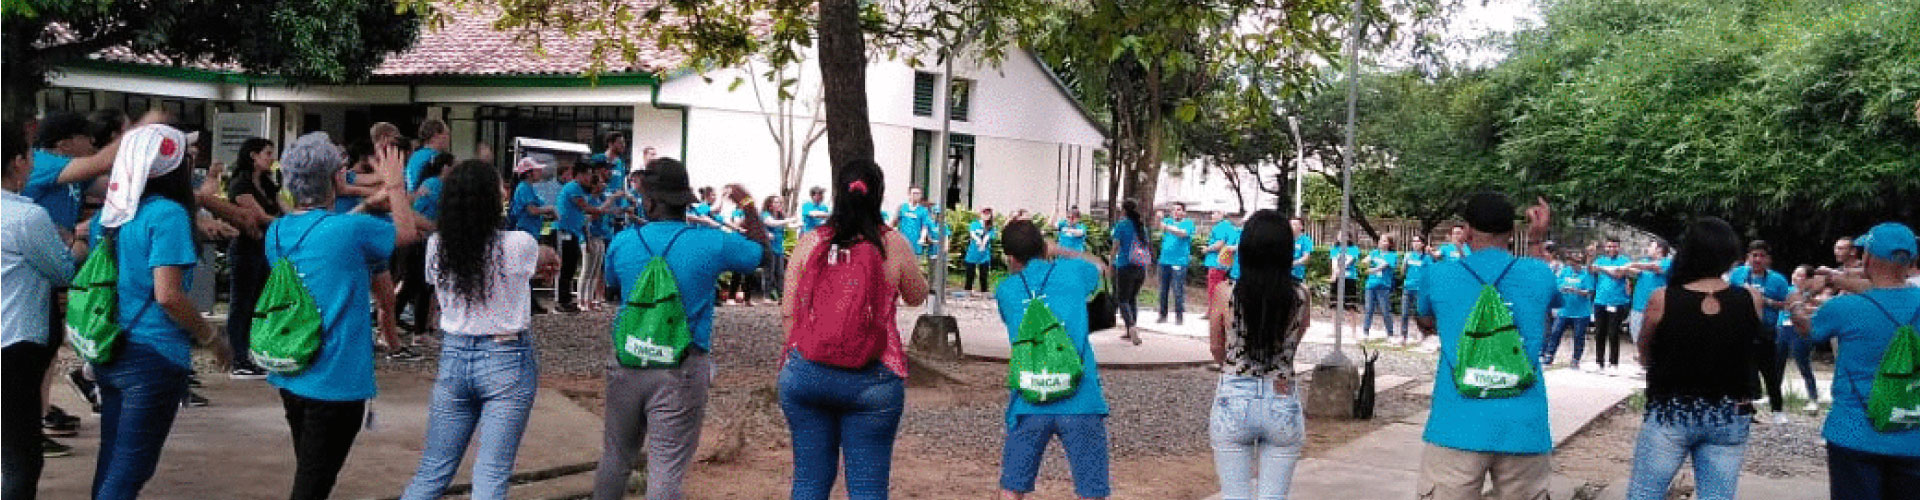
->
[1450, 259, 1537, 399]
[613, 228, 695, 368]
[1008, 264, 1085, 403]
[1855, 296, 1920, 432]
[68, 232, 124, 364]
[249, 215, 331, 374]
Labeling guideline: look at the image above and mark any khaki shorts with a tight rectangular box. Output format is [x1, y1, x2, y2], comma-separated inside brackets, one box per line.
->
[1417, 444, 1552, 500]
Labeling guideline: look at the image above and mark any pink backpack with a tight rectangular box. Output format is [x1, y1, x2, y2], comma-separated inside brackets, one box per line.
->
[788, 227, 900, 370]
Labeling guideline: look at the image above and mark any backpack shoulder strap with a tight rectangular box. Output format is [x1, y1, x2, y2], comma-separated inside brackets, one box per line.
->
[275, 213, 332, 258]
[1460, 257, 1520, 288]
[638, 226, 695, 258]
[1021, 261, 1059, 301]
[1858, 294, 1920, 328]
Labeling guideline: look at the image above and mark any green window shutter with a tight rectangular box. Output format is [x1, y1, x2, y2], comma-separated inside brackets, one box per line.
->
[913, 72, 937, 116]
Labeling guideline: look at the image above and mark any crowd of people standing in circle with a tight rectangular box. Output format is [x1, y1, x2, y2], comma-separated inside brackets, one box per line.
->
[3, 106, 1917, 500]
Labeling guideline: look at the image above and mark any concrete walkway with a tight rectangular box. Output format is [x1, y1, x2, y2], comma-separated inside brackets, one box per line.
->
[40, 371, 603, 500]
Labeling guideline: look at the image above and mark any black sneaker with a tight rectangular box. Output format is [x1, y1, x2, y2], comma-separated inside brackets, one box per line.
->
[181, 391, 210, 408]
[186, 374, 204, 388]
[556, 303, 583, 314]
[66, 368, 100, 411]
[386, 347, 425, 361]
[42, 438, 72, 458]
[43, 409, 78, 437]
[229, 366, 268, 380]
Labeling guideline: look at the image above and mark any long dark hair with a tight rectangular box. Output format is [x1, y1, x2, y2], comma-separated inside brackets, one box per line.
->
[1121, 199, 1147, 240]
[825, 158, 885, 249]
[435, 160, 505, 304]
[1668, 217, 1742, 286]
[1233, 210, 1299, 363]
[138, 164, 203, 256]
[233, 137, 273, 172]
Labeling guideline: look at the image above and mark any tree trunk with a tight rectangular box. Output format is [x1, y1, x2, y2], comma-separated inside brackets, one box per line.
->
[816, 0, 875, 173]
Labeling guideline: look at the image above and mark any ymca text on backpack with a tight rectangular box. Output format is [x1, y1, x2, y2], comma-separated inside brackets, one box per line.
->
[613, 227, 696, 368]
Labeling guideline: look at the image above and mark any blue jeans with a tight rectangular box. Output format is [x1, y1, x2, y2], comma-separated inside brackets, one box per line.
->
[1626, 412, 1749, 500]
[1210, 375, 1305, 500]
[1000, 414, 1110, 498]
[1543, 316, 1590, 364]
[1399, 289, 1419, 338]
[92, 342, 191, 500]
[1158, 265, 1187, 319]
[1828, 442, 1920, 500]
[1773, 325, 1819, 401]
[1361, 287, 1394, 336]
[403, 334, 540, 500]
[779, 354, 905, 500]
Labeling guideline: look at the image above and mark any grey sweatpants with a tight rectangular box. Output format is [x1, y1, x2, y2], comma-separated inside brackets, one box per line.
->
[592, 351, 713, 500]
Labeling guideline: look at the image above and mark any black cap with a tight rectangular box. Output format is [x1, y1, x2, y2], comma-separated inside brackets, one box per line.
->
[35, 112, 90, 149]
[1461, 192, 1516, 234]
[639, 157, 696, 205]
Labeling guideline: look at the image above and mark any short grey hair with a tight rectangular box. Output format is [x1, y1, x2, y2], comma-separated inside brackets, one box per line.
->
[279, 132, 343, 208]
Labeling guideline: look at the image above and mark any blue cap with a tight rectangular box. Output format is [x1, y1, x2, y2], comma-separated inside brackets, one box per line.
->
[1862, 222, 1916, 264]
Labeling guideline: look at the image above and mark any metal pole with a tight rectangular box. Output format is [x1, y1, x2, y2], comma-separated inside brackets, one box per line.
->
[1332, 0, 1363, 360]
[930, 35, 968, 315]
[1288, 116, 1305, 217]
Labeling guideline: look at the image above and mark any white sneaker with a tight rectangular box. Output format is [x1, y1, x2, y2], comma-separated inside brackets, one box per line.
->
[1803, 401, 1821, 413]
[1771, 413, 1790, 425]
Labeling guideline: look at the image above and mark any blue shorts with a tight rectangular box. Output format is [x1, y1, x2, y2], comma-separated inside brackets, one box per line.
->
[1000, 414, 1111, 498]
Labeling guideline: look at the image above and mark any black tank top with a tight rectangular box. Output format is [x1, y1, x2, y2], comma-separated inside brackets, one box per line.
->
[1645, 286, 1762, 404]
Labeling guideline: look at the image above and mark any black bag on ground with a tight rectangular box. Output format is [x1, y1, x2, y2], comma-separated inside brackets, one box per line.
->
[1354, 344, 1381, 420]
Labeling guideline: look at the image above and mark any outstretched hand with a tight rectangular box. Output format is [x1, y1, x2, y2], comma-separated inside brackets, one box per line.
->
[374, 145, 408, 190]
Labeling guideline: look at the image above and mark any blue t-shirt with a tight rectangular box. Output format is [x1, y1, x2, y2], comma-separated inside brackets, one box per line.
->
[1728, 266, 1791, 325]
[265, 211, 396, 401]
[1157, 218, 1196, 267]
[1416, 248, 1558, 454]
[1630, 257, 1672, 312]
[1556, 267, 1596, 319]
[995, 258, 1110, 425]
[1292, 234, 1315, 280]
[405, 147, 439, 193]
[1435, 242, 1471, 262]
[895, 203, 930, 253]
[1810, 287, 1920, 458]
[411, 176, 443, 221]
[1592, 254, 1634, 307]
[1402, 251, 1435, 291]
[555, 181, 590, 239]
[26, 150, 84, 230]
[332, 170, 366, 214]
[590, 194, 615, 240]
[761, 211, 787, 253]
[509, 182, 546, 238]
[1057, 221, 1088, 252]
[1332, 245, 1362, 277]
[1364, 250, 1398, 289]
[1204, 221, 1240, 270]
[1112, 219, 1144, 268]
[88, 198, 198, 369]
[604, 221, 763, 352]
[965, 220, 995, 265]
[799, 201, 831, 235]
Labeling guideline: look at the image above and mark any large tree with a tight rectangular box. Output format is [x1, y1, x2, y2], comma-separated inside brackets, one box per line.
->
[2, 0, 421, 121]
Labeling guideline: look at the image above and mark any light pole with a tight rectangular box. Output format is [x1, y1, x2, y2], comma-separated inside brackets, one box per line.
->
[1288, 116, 1304, 218]
[910, 25, 983, 359]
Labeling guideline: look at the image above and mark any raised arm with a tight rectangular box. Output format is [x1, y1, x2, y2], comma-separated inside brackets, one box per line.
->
[374, 145, 422, 247]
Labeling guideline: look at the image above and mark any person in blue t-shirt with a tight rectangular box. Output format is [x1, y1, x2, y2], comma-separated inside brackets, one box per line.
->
[508, 158, 557, 242]
[597, 157, 765, 500]
[405, 119, 449, 192]
[760, 194, 794, 302]
[395, 152, 452, 347]
[992, 220, 1111, 500]
[1543, 250, 1595, 367]
[1777, 266, 1822, 414]
[891, 187, 932, 256]
[267, 132, 422, 500]
[1156, 202, 1198, 325]
[1110, 201, 1149, 345]
[799, 186, 831, 235]
[25, 113, 123, 237]
[1360, 236, 1399, 339]
[1056, 206, 1089, 252]
[82, 125, 232, 499]
[1203, 212, 1243, 306]
[1290, 218, 1314, 281]
[554, 161, 615, 313]
[1328, 233, 1364, 326]
[1590, 238, 1635, 372]
[962, 208, 998, 296]
[1729, 240, 1794, 419]
[1412, 193, 1558, 500]
[1434, 224, 1472, 262]
[1625, 241, 1672, 347]
[1793, 222, 1920, 500]
[1399, 235, 1435, 344]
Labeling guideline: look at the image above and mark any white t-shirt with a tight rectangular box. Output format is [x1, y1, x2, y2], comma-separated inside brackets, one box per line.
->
[426, 231, 540, 336]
